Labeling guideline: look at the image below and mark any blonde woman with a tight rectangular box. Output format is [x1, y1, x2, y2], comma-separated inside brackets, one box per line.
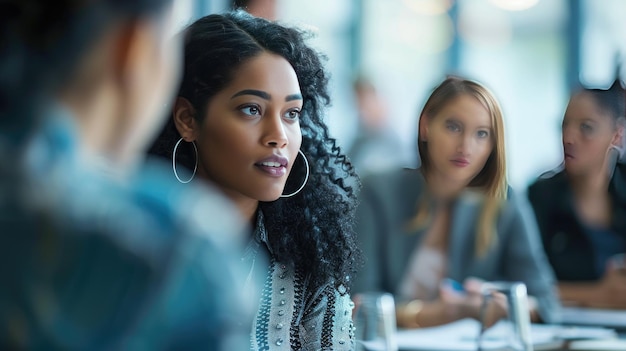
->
[353, 76, 560, 328]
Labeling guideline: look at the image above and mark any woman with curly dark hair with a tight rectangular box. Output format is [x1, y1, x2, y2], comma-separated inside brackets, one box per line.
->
[148, 11, 360, 350]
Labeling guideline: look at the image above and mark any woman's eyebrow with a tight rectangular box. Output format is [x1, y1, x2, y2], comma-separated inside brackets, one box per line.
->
[231, 89, 271, 100]
[285, 93, 303, 102]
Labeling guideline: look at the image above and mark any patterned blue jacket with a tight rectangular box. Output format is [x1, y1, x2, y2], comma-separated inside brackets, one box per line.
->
[246, 212, 355, 351]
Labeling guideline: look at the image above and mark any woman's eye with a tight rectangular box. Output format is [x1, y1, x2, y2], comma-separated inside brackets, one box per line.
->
[284, 109, 301, 120]
[581, 123, 593, 133]
[446, 123, 460, 132]
[241, 105, 261, 116]
[477, 130, 490, 138]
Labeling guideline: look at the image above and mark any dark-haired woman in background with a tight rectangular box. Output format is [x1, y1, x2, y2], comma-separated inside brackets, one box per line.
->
[149, 11, 360, 350]
[528, 79, 626, 309]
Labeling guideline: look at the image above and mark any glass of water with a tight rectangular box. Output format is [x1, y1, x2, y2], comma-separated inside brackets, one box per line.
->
[353, 292, 398, 351]
[477, 282, 532, 351]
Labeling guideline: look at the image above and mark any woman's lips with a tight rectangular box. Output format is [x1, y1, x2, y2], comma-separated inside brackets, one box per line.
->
[255, 154, 289, 177]
[255, 162, 287, 177]
[450, 158, 470, 167]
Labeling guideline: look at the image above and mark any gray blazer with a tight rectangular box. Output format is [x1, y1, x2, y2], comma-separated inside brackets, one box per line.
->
[353, 168, 561, 324]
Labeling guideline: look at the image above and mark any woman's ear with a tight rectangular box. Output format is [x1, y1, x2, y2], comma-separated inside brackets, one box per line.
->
[611, 117, 625, 148]
[418, 114, 429, 142]
[173, 97, 199, 141]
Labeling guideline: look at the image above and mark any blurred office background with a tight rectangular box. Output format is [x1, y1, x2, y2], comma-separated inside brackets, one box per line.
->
[173, 0, 626, 190]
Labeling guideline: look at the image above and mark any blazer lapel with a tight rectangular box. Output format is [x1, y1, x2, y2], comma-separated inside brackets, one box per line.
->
[447, 193, 482, 281]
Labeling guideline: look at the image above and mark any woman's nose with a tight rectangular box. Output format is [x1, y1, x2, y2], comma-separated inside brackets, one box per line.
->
[456, 134, 472, 155]
[562, 126, 575, 145]
[262, 115, 288, 148]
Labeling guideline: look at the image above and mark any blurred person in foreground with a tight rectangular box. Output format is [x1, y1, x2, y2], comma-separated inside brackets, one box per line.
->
[528, 78, 626, 309]
[0, 0, 251, 350]
[353, 76, 560, 329]
[148, 11, 361, 350]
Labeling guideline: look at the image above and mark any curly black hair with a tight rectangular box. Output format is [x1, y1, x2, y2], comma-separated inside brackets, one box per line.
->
[148, 11, 361, 291]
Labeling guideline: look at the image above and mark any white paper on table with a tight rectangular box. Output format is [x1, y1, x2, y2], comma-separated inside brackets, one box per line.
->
[395, 319, 509, 351]
[561, 307, 626, 328]
[395, 318, 617, 351]
[569, 339, 626, 351]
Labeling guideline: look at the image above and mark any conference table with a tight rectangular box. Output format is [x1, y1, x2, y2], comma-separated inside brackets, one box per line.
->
[393, 307, 626, 351]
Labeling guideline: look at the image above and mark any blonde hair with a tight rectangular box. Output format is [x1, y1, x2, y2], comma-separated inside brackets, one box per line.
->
[410, 76, 508, 256]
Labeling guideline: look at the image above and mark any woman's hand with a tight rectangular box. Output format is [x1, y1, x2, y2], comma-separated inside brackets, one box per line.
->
[396, 278, 512, 329]
[592, 262, 626, 308]
[440, 278, 508, 328]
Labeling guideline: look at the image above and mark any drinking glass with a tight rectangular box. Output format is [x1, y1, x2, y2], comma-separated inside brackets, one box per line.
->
[477, 282, 532, 351]
[353, 292, 398, 351]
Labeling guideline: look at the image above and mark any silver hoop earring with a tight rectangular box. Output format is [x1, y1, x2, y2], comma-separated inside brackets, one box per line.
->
[280, 149, 310, 198]
[172, 138, 198, 184]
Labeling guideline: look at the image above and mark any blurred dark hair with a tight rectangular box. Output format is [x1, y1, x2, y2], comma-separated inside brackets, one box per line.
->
[232, 0, 252, 8]
[581, 79, 626, 127]
[0, 0, 173, 143]
[148, 11, 360, 290]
